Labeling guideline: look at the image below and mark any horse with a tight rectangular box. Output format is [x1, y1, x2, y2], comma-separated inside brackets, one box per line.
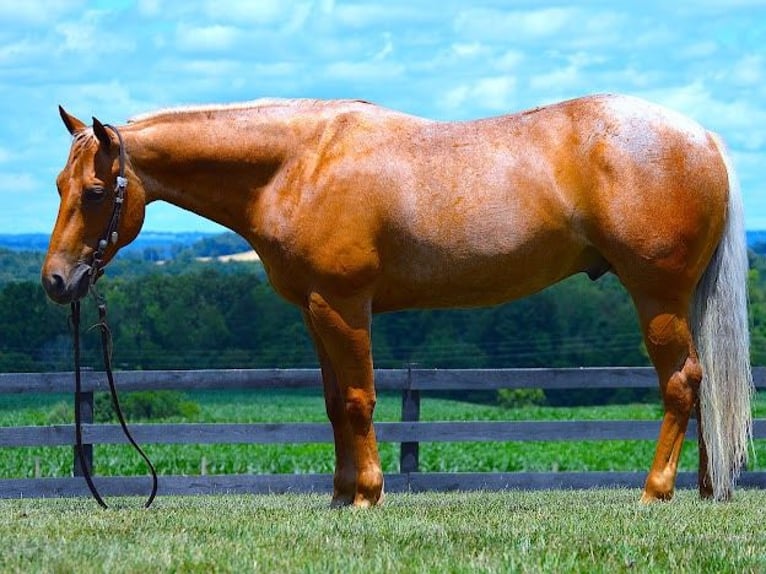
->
[42, 93, 753, 507]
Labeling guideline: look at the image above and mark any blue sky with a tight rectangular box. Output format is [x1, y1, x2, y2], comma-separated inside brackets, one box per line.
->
[1, 0, 764, 233]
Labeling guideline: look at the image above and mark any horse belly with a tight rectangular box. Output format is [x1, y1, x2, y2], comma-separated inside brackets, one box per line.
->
[373, 226, 589, 312]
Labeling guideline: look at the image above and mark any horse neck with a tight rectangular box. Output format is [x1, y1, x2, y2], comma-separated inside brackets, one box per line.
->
[121, 104, 323, 234]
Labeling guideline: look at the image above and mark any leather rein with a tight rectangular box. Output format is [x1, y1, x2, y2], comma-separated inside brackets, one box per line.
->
[70, 123, 157, 509]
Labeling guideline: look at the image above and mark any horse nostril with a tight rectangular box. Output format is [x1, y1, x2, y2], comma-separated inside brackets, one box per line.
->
[51, 273, 65, 291]
[42, 272, 66, 299]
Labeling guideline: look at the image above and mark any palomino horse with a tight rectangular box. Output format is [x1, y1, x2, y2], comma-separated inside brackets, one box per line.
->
[43, 94, 752, 506]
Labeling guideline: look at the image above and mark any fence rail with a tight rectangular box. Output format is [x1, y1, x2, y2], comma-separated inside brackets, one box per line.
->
[1, 367, 765, 499]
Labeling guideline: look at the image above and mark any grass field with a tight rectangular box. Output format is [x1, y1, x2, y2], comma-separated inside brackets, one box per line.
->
[1, 490, 765, 573]
[2, 389, 765, 478]
[2, 390, 766, 571]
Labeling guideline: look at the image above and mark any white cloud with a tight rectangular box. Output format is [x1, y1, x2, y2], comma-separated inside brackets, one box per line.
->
[319, 0, 335, 14]
[374, 33, 394, 61]
[730, 54, 764, 87]
[204, 0, 280, 21]
[529, 65, 580, 92]
[675, 0, 766, 10]
[0, 39, 44, 64]
[58, 80, 148, 121]
[0, 0, 84, 25]
[325, 60, 405, 82]
[572, 11, 628, 49]
[441, 76, 517, 114]
[333, 4, 423, 28]
[175, 59, 244, 77]
[612, 67, 656, 89]
[680, 41, 719, 59]
[643, 82, 766, 150]
[0, 173, 39, 195]
[175, 24, 243, 53]
[495, 50, 525, 71]
[454, 7, 576, 42]
[477, 76, 517, 110]
[452, 43, 484, 58]
[202, 0, 310, 26]
[137, 0, 161, 17]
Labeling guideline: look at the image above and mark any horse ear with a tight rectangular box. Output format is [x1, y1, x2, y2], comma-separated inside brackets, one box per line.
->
[92, 117, 113, 150]
[59, 105, 86, 135]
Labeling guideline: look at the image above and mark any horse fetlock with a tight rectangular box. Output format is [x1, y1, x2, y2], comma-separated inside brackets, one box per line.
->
[641, 468, 676, 503]
[353, 467, 384, 507]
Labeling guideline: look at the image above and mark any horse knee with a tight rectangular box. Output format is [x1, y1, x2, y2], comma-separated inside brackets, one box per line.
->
[344, 387, 376, 430]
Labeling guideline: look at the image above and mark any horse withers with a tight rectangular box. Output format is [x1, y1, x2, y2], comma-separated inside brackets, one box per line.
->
[42, 94, 753, 506]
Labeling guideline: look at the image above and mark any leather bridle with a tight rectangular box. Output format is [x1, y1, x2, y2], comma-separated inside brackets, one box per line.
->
[71, 123, 158, 509]
[90, 123, 128, 285]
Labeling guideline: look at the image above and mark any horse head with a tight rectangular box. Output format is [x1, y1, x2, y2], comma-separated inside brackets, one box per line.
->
[41, 107, 146, 304]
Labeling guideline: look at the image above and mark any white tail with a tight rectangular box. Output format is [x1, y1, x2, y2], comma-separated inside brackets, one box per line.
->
[691, 133, 754, 500]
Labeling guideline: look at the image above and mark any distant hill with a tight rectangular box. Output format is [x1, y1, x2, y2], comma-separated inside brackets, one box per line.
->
[0, 231, 257, 285]
[0, 231, 232, 258]
[0, 234, 51, 252]
[4, 230, 765, 253]
[747, 231, 766, 252]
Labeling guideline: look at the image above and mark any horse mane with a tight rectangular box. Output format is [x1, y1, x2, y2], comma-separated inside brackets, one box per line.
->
[128, 99, 374, 124]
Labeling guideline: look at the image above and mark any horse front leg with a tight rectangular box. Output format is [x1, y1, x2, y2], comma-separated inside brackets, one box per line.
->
[303, 312, 357, 506]
[305, 292, 383, 507]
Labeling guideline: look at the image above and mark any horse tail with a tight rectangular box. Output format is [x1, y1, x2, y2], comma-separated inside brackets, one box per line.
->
[691, 132, 754, 500]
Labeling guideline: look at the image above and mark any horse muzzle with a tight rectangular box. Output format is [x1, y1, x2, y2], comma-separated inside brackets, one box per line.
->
[41, 261, 94, 304]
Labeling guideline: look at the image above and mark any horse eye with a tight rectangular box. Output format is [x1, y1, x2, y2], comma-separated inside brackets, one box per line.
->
[84, 186, 106, 202]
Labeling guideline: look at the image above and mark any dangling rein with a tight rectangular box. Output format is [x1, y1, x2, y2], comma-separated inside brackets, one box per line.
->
[70, 123, 157, 509]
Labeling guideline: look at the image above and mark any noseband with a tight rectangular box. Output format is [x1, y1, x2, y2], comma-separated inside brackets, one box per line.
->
[71, 123, 158, 509]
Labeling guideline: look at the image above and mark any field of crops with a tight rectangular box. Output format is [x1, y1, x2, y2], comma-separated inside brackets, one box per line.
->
[2, 389, 765, 479]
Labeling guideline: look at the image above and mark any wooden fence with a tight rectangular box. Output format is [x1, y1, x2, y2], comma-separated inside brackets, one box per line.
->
[1, 367, 765, 500]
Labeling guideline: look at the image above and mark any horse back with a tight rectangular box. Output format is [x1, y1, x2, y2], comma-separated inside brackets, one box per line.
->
[268, 95, 729, 310]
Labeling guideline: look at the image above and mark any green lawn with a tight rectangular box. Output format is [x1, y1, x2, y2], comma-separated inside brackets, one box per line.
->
[1, 490, 765, 573]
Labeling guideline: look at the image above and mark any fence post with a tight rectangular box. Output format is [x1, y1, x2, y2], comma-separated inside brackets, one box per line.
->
[400, 365, 420, 475]
[73, 389, 94, 477]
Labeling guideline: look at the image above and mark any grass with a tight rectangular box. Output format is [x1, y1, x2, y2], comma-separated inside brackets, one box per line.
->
[2, 390, 765, 478]
[1, 490, 765, 573]
[2, 390, 766, 572]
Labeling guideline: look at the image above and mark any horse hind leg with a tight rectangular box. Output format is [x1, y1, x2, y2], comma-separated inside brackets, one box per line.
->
[634, 295, 702, 502]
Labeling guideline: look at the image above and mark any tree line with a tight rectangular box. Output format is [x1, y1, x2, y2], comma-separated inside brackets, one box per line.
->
[2, 241, 766, 376]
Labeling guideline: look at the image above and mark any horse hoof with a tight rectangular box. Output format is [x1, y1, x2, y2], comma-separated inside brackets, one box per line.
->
[329, 494, 354, 508]
[351, 487, 384, 508]
[640, 488, 674, 504]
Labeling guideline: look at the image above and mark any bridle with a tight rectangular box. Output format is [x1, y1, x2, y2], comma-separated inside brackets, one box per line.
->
[91, 123, 128, 284]
[71, 123, 158, 509]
